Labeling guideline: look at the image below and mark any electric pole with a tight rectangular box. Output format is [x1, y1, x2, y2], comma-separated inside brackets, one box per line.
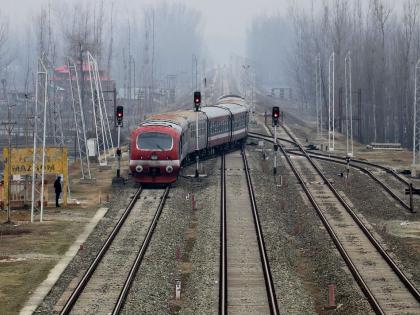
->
[1, 79, 16, 224]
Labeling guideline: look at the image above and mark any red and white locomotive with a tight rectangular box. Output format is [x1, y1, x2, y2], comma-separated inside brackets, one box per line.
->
[129, 95, 249, 184]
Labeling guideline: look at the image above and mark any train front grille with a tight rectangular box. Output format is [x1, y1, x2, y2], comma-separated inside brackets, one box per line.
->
[149, 167, 160, 176]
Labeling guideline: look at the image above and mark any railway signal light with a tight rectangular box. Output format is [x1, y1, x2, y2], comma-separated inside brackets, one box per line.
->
[272, 106, 280, 126]
[194, 91, 201, 111]
[116, 105, 123, 126]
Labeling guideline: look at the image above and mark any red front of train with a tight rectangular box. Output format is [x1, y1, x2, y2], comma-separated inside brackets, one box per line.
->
[130, 125, 181, 184]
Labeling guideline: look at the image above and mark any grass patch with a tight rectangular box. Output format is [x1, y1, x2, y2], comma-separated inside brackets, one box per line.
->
[0, 260, 56, 315]
[0, 219, 86, 314]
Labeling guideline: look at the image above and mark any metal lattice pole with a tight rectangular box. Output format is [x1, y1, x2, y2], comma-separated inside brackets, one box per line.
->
[31, 57, 48, 223]
[87, 52, 107, 165]
[93, 58, 111, 156]
[95, 59, 115, 154]
[68, 58, 92, 179]
[412, 59, 420, 166]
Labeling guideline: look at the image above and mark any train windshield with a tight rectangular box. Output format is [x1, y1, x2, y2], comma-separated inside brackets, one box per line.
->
[137, 132, 173, 150]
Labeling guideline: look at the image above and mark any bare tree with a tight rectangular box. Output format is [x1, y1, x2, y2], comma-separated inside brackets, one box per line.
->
[0, 11, 11, 76]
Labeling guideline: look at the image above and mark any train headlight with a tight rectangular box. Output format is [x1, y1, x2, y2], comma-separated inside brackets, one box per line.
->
[135, 165, 143, 173]
[166, 165, 173, 174]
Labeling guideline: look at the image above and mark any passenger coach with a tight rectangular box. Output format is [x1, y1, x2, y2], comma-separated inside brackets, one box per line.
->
[129, 95, 249, 184]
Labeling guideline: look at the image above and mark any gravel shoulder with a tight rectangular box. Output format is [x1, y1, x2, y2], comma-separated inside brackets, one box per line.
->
[317, 159, 420, 288]
[35, 184, 138, 314]
[121, 157, 220, 315]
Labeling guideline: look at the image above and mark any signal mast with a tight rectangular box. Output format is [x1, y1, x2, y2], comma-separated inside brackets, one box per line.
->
[272, 106, 280, 174]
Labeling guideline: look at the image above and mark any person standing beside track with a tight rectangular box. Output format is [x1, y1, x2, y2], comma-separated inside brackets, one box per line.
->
[54, 176, 62, 208]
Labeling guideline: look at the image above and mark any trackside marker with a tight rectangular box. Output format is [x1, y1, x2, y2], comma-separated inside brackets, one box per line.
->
[175, 278, 181, 300]
[326, 284, 337, 309]
[191, 194, 196, 211]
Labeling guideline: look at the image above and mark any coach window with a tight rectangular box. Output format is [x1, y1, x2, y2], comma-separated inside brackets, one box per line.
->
[138, 132, 173, 150]
[191, 124, 196, 138]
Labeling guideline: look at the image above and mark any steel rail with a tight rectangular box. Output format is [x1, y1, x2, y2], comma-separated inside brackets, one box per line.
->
[280, 124, 420, 304]
[60, 187, 143, 315]
[249, 130, 411, 187]
[292, 148, 410, 186]
[112, 186, 170, 314]
[241, 148, 280, 315]
[219, 154, 227, 315]
[272, 135, 385, 314]
[248, 133, 413, 212]
[291, 150, 412, 212]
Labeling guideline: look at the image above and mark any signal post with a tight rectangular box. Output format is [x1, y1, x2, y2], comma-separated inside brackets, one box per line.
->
[272, 107, 280, 175]
[113, 105, 125, 185]
[194, 91, 201, 178]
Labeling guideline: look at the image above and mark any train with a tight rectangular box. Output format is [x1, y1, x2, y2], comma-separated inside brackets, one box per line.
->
[129, 95, 249, 184]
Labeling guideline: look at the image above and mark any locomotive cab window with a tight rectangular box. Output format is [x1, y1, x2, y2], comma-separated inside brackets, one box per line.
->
[137, 132, 173, 150]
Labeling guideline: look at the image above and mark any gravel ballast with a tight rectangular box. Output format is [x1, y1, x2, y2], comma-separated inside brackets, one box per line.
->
[35, 184, 138, 314]
[316, 159, 420, 288]
[246, 146, 373, 314]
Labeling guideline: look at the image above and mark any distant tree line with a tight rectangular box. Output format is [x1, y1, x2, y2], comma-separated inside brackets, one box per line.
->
[0, 0, 204, 96]
[248, 0, 420, 146]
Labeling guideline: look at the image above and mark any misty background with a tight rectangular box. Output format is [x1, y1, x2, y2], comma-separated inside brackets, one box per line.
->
[0, 0, 418, 147]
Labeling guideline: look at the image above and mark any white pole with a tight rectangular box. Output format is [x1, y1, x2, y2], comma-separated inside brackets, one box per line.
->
[31, 65, 40, 223]
[332, 52, 335, 151]
[328, 54, 331, 150]
[40, 60, 48, 222]
[315, 54, 319, 136]
[345, 53, 349, 156]
[319, 55, 323, 138]
[413, 60, 420, 165]
[414, 63, 417, 166]
[349, 52, 353, 156]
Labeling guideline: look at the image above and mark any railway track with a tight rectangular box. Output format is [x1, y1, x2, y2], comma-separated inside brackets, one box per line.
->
[280, 124, 415, 213]
[60, 186, 170, 315]
[219, 151, 279, 314]
[251, 126, 420, 313]
[250, 126, 411, 186]
[249, 131, 414, 213]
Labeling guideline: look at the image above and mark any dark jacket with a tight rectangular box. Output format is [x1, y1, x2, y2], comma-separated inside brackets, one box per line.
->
[54, 178, 62, 194]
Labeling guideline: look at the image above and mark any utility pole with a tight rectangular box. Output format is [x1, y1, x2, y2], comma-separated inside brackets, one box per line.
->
[328, 52, 335, 151]
[345, 51, 353, 157]
[1, 79, 16, 224]
[79, 43, 85, 130]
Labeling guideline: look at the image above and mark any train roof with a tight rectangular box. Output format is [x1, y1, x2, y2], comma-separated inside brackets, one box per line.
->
[200, 106, 230, 119]
[217, 94, 245, 101]
[143, 110, 206, 129]
[216, 103, 248, 115]
[141, 99, 248, 129]
[144, 110, 192, 129]
[216, 95, 247, 106]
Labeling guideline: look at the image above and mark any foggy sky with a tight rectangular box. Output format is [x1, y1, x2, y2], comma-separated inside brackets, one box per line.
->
[2, 0, 293, 63]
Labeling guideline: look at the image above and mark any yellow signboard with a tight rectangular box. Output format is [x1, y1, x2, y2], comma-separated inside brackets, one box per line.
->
[3, 147, 68, 206]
